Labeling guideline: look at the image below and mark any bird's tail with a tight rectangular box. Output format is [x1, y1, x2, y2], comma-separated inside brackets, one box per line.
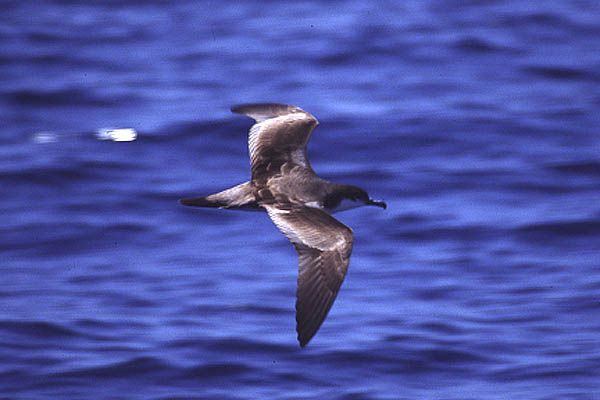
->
[179, 181, 261, 211]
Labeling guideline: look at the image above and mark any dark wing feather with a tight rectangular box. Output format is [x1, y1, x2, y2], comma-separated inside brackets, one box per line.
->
[265, 204, 353, 347]
[231, 104, 318, 182]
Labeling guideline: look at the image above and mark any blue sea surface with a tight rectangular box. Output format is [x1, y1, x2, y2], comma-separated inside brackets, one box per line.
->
[2, 1, 600, 399]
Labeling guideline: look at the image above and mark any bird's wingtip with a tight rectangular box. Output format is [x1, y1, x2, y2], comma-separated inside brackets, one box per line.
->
[231, 102, 291, 114]
[297, 334, 309, 348]
[230, 103, 314, 123]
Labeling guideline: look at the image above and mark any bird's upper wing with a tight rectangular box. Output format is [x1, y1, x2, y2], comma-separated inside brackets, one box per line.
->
[264, 204, 354, 347]
[231, 104, 319, 182]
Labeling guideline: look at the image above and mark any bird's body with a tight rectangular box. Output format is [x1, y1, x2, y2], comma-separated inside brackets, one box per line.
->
[180, 104, 385, 347]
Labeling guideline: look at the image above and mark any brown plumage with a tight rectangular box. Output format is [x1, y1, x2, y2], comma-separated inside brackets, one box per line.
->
[180, 104, 386, 347]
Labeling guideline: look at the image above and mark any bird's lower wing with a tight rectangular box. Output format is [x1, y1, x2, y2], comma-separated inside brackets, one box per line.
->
[264, 204, 353, 347]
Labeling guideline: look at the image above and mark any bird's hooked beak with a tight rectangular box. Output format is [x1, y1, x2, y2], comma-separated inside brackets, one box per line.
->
[367, 198, 387, 209]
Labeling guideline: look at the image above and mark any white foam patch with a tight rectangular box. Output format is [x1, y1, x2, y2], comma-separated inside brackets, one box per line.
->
[95, 128, 137, 142]
[32, 131, 58, 144]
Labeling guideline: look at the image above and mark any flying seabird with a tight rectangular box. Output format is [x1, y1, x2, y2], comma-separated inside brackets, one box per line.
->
[180, 103, 386, 347]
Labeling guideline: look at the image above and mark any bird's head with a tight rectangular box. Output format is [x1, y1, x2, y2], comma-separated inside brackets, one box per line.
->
[324, 185, 386, 213]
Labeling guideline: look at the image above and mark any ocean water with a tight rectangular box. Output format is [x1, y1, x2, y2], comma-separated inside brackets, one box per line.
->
[2, 1, 600, 399]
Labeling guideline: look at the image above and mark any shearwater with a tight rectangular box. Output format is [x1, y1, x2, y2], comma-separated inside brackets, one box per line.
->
[180, 103, 386, 347]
